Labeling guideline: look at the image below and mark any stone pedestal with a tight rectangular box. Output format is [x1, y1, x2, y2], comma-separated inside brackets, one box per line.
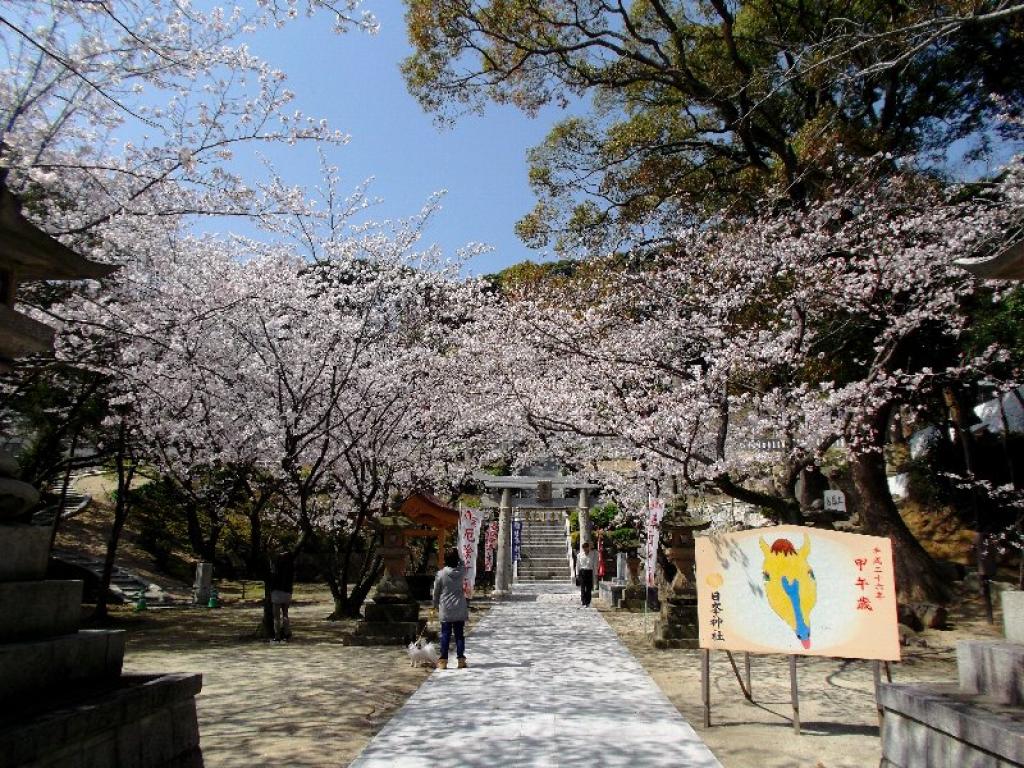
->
[599, 582, 625, 608]
[0, 450, 202, 767]
[1003, 590, 1024, 644]
[351, 515, 421, 645]
[620, 554, 646, 611]
[652, 595, 701, 649]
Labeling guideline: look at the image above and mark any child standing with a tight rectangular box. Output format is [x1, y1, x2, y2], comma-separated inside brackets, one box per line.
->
[432, 549, 469, 669]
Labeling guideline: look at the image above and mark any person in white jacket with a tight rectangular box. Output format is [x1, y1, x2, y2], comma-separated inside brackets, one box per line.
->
[577, 540, 598, 607]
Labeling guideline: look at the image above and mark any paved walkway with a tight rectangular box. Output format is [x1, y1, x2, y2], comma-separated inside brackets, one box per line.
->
[350, 582, 722, 767]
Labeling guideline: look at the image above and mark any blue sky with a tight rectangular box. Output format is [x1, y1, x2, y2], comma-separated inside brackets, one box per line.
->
[243, 3, 571, 277]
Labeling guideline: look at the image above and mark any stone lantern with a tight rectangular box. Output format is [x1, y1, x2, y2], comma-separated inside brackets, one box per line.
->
[372, 514, 414, 602]
[351, 514, 422, 645]
[662, 516, 712, 596]
[653, 504, 710, 649]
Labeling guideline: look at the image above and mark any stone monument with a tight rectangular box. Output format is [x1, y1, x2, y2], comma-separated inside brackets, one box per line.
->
[617, 551, 646, 611]
[0, 183, 202, 766]
[351, 514, 421, 645]
[652, 512, 710, 649]
[193, 562, 213, 605]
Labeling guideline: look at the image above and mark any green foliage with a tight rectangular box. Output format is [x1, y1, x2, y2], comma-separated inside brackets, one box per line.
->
[606, 527, 640, 553]
[403, 0, 1024, 256]
[128, 478, 194, 580]
[905, 456, 952, 509]
[964, 285, 1024, 371]
[483, 259, 581, 293]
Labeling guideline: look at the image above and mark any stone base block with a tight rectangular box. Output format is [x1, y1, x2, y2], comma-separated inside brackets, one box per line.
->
[652, 597, 700, 648]
[1003, 591, 1024, 644]
[0, 580, 82, 642]
[618, 599, 647, 611]
[349, 620, 421, 646]
[362, 600, 419, 623]
[652, 637, 701, 650]
[958, 640, 1024, 705]
[0, 523, 53, 582]
[0, 629, 125, 705]
[880, 682, 1024, 768]
[0, 672, 202, 768]
[599, 583, 624, 607]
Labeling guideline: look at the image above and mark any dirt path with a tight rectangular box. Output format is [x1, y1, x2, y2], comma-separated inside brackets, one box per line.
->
[117, 594, 488, 767]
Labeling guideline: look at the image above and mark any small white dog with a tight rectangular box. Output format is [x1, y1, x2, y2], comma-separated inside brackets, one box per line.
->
[406, 639, 439, 668]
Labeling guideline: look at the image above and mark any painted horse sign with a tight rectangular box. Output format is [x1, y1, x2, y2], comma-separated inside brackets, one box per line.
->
[695, 525, 900, 661]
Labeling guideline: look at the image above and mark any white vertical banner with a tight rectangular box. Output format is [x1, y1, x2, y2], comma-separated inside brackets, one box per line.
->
[458, 505, 484, 597]
[645, 498, 665, 588]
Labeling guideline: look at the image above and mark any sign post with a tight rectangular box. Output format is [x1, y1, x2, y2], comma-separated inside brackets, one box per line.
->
[457, 506, 484, 597]
[823, 490, 846, 514]
[694, 525, 901, 732]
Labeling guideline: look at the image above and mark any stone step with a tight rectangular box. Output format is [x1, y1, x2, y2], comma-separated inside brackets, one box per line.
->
[0, 630, 126, 705]
[521, 538, 565, 544]
[521, 549, 566, 555]
[880, 682, 1024, 768]
[958, 640, 1024, 705]
[0, 580, 83, 642]
[0, 673, 202, 768]
[51, 548, 171, 604]
[520, 537, 566, 543]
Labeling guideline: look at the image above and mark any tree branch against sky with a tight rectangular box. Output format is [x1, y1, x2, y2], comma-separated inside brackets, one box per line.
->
[403, 0, 1024, 256]
[0, 0, 378, 246]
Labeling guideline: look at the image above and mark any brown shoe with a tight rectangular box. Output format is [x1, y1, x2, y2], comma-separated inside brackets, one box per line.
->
[437, 659, 447, 670]
[457, 658, 468, 669]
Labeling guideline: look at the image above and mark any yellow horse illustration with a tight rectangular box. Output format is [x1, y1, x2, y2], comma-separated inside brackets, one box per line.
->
[760, 536, 817, 649]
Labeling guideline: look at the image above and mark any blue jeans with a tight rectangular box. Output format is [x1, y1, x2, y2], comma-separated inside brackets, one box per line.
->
[439, 620, 465, 660]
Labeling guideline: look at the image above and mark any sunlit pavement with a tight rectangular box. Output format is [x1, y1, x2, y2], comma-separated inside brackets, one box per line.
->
[350, 581, 722, 767]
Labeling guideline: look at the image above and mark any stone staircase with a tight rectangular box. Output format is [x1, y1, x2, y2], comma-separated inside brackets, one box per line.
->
[515, 513, 570, 582]
[879, 590, 1024, 766]
[51, 548, 171, 605]
[29, 476, 92, 527]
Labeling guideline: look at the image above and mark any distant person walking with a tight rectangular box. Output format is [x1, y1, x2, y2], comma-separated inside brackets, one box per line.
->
[577, 540, 597, 607]
[270, 550, 295, 642]
[432, 549, 469, 669]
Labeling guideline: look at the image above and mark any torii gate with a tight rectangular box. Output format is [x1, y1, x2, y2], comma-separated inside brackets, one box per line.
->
[399, 491, 459, 569]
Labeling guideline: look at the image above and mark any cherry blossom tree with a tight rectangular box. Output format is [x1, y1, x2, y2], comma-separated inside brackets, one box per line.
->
[472, 155, 1024, 602]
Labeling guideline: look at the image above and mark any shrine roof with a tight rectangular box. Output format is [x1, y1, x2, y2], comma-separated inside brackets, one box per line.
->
[1, 185, 118, 281]
[400, 491, 459, 529]
[957, 240, 1024, 281]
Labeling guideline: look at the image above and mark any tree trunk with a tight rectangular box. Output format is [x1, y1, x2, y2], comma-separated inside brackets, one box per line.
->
[95, 422, 135, 620]
[714, 473, 803, 524]
[49, 429, 80, 550]
[850, 448, 950, 603]
[345, 556, 383, 617]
